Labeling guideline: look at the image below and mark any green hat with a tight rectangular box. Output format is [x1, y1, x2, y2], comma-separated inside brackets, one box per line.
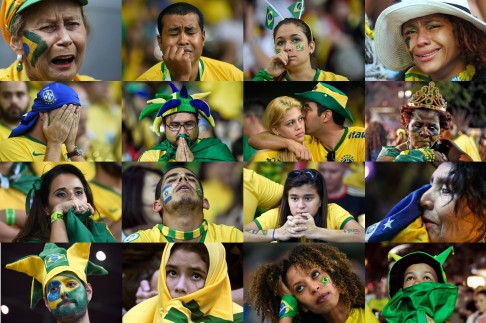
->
[139, 82, 215, 136]
[5, 243, 107, 309]
[294, 82, 354, 123]
[388, 246, 453, 298]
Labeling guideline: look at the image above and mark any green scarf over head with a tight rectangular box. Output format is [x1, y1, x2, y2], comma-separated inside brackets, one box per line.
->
[382, 282, 458, 323]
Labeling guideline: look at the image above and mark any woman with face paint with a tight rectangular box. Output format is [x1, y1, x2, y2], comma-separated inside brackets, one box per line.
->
[376, 82, 472, 162]
[13, 164, 116, 243]
[0, 0, 94, 81]
[251, 96, 307, 162]
[374, 0, 486, 81]
[253, 18, 348, 81]
[248, 244, 376, 323]
[244, 168, 364, 242]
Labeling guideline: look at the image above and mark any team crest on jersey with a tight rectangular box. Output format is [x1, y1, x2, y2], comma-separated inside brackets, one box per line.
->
[123, 233, 140, 242]
[42, 89, 56, 104]
[340, 154, 354, 162]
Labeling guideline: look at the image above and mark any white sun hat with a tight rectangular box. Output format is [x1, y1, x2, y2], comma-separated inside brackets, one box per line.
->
[374, 0, 486, 71]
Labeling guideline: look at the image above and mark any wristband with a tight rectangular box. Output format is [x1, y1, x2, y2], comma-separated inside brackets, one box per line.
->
[50, 212, 64, 223]
[6, 208, 15, 226]
[279, 294, 299, 319]
[272, 229, 276, 241]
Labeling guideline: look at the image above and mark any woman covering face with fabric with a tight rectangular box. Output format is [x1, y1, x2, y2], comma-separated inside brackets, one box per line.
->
[0, 0, 94, 81]
[122, 243, 243, 323]
[374, 0, 486, 81]
[376, 82, 472, 162]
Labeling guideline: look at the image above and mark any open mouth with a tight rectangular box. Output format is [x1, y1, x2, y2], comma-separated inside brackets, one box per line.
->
[52, 55, 75, 66]
[176, 184, 192, 192]
[415, 49, 440, 62]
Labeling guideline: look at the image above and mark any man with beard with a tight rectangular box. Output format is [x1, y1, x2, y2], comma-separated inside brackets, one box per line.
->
[0, 81, 30, 141]
[5, 243, 108, 323]
[123, 166, 243, 242]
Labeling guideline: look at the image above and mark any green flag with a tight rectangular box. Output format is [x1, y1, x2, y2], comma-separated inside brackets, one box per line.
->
[265, 6, 277, 29]
[287, 0, 305, 18]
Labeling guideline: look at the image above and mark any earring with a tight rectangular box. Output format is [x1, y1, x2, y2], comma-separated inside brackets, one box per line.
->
[406, 138, 411, 150]
[16, 54, 23, 72]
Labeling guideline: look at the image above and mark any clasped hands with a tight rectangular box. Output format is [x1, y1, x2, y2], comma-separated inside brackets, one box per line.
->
[277, 213, 318, 241]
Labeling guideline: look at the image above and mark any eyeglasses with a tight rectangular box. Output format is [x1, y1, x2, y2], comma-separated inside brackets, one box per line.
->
[166, 121, 197, 132]
[287, 169, 319, 180]
[327, 151, 336, 161]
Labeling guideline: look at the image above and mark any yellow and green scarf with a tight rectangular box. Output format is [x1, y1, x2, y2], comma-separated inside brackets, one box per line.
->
[405, 65, 475, 81]
[123, 243, 243, 322]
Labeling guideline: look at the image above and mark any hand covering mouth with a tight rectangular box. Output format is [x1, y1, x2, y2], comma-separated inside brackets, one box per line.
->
[51, 55, 75, 65]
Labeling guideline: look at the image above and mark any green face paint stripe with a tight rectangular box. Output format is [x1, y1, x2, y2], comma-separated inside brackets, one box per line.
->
[296, 44, 304, 51]
[320, 275, 330, 285]
[276, 48, 281, 54]
[22, 31, 48, 67]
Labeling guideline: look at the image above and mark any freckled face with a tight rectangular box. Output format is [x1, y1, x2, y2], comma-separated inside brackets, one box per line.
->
[407, 109, 440, 149]
[286, 265, 339, 315]
[273, 107, 305, 143]
[402, 14, 464, 81]
[288, 184, 321, 217]
[165, 249, 208, 298]
[20, 0, 87, 81]
[403, 263, 438, 289]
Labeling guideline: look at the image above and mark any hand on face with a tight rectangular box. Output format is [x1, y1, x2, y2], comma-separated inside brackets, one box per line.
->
[50, 200, 94, 215]
[265, 51, 289, 77]
[42, 104, 78, 145]
[163, 45, 193, 81]
[65, 106, 81, 149]
[175, 135, 194, 161]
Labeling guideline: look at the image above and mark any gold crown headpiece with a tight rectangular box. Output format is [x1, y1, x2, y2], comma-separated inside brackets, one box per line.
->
[407, 82, 447, 112]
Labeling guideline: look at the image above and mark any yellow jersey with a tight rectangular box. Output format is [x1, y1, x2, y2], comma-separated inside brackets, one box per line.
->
[0, 61, 95, 81]
[0, 135, 68, 161]
[347, 305, 379, 323]
[90, 181, 121, 222]
[136, 56, 243, 81]
[304, 127, 365, 162]
[454, 134, 481, 161]
[124, 222, 243, 242]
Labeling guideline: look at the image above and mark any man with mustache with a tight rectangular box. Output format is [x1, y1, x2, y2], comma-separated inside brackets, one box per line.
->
[5, 243, 108, 323]
[124, 166, 243, 243]
[0, 81, 30, 141]
[136, 2, 243, 81]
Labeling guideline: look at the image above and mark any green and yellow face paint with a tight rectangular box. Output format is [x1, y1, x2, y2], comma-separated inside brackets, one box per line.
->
[22, 30, 48, 68]
[320, 275, 330, 285]
[46, 273, 88, 319]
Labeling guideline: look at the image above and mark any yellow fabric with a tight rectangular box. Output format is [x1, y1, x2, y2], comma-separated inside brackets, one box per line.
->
[243, 168, 283, 225]
[454, 134, 481, 161]
[346, 305, 379, 322]
[138, 149, 164, 162]
[251, 149, 297, 162]
[1, 0, 24, 43]
[86, 102, 122, 161]
[123, 243, 243, 323]
[314, 82, 348, 107]
[254, 203, 353, 242]
[304, 127, 365, 162]
[368, 297, 389, 312]
[0, 61, 96, 81]
[0, 186, 25, 209]
[89, 181, 121, 222]
[283, 69, 348, 81]
[200, 179, 233, 224]
[344, 162, 365, 191]
[391, 217, 430, 243]
[136, 56, 243, 81]
[30, 162, 95, 180]
[0, 135, 68, 161]
[404, 65, 475, 81]
[0, 121, 12, 141]
[126, 222, 243, 242]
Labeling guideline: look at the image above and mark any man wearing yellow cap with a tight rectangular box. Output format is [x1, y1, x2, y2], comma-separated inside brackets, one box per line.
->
[5, 243, 108, 323]
[138, 83, 235, 162]
[250, 82, 365, 162]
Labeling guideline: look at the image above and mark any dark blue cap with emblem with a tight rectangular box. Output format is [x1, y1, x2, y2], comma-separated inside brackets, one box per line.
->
[9, 82, 81, 138]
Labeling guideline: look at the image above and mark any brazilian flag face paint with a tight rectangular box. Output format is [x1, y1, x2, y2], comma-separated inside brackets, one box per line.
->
[321, 275, 330, 285]
[22, 31, 48, 68]
[46, 273, 88, 320]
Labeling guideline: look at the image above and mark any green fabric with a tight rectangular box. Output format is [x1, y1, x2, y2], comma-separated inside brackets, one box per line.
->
[243, 136, 257, 161]
[382, 282, 458, 323]
[1, 163, 38, 195]
[165, 300, 242, 322]
[280, 294, 299, 319]
[252, 69, 274, 81]
[65, 209, 117, 243]
[378, 146, 434, 162]
[149, 138, 235, 162]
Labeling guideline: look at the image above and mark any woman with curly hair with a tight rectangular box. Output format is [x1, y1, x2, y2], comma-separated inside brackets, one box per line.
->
[365, 121, 388, 161]
[373, 0, 486, 81]
[247, 244, 375, 323]
[376, 82, 471, 162]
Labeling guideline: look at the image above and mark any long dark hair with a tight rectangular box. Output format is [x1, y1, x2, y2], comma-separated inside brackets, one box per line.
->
[278, 169, 328, 228]
[14, 164, 95, 242]
[122, 165, 163, 230]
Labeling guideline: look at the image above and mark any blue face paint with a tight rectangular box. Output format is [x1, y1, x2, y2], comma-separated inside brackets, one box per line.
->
[47, 280, 62, 302]
[162, 184, 173, 204]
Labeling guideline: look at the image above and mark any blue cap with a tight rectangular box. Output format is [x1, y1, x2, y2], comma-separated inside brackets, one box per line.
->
[9, 83, 81, 138]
